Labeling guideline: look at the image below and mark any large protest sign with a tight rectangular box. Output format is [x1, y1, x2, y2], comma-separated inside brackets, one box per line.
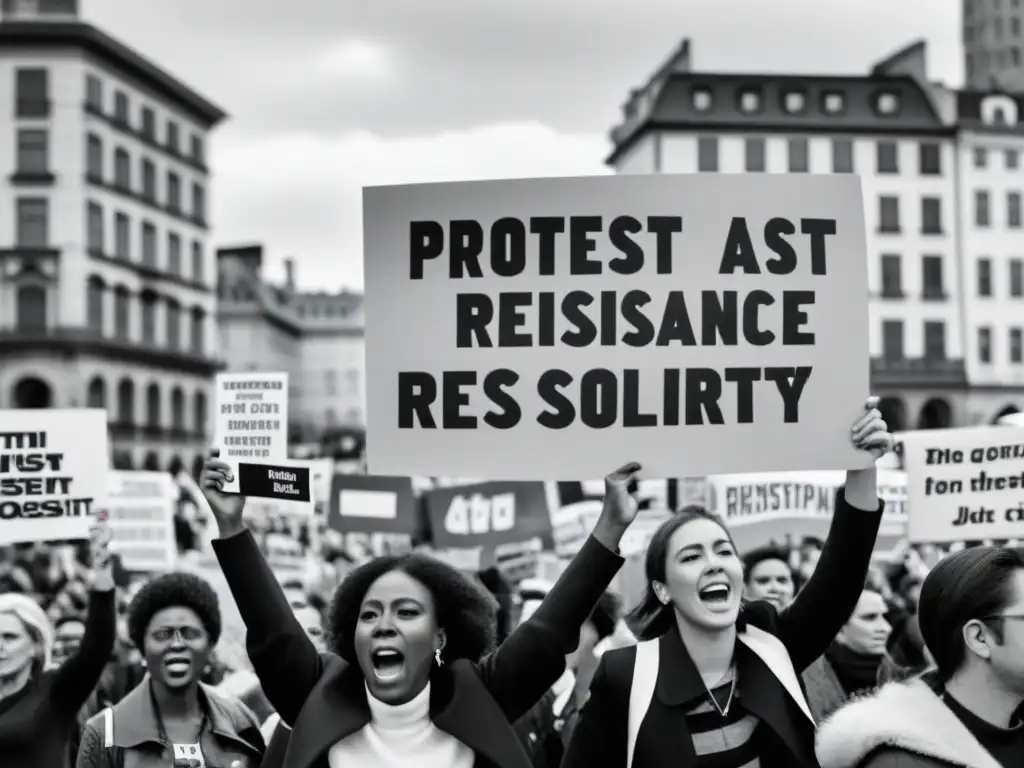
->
[363, 173, 870, 479]
[0, 409, 108, 545]
[104, 470, 177, 572]
[326, 474, 421, 558]
[901, 426, 1024, 543]
[215, 372, 289, 493]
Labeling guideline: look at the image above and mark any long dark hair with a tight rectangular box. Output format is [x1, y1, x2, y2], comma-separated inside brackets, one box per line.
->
[626, 506, 739, 641]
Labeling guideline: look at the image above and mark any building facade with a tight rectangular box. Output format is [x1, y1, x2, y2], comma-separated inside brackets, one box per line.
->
[607, 40, 1024, 431]
[963, 0, 1024, 91]
[216, 245, 366, 444]
[0, 0, 227, 477]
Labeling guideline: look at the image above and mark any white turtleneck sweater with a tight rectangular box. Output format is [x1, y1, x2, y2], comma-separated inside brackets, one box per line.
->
[327, 682, 475, 768]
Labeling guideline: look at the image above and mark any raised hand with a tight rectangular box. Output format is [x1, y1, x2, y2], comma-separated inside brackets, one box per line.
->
[88, 512, 114, 591]
[602, 462, 642, 527]
[850, 396, 894, 460]
[199, 447, 247, 537]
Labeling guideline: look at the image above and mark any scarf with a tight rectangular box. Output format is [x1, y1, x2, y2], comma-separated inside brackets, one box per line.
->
[825, 641, 884, 696]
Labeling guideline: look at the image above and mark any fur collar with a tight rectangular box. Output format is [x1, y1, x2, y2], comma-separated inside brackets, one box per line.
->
[815, 679, 1002, 768]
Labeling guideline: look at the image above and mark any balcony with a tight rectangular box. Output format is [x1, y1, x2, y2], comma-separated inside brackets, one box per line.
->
[870, 357, 968, 389]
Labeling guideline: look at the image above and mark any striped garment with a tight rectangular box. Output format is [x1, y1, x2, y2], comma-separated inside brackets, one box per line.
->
[684, 668, 761, 768]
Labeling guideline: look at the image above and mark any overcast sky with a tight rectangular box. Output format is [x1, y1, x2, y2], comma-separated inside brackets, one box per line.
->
[85, 0, 963, 291]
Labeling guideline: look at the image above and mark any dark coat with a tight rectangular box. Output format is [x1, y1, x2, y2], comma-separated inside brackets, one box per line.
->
[562, 489, 884, 768]
[211, 531, 624, 768]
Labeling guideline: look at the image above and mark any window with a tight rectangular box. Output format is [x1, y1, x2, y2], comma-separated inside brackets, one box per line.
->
[978, 257, 993, 297]
[87, 277, 103, 333]
[141, 293, 157, 344]
[922, 255, 945, 298]
[171, 388, 185, 429]
[115, 212, 129, 259]
[191, 134, 204, 163]
[978, 326, 993, 363]
[1011, 258, 1024, 296]
[975, 190, 991, 227]
[879, 196, 900, 233]
[788, 137, 809, 172]
[692, 89, 711, 111]
[15, 68, 48, 117]
[1008, 149, 1019, 169]
[745, 138, 765, 172]
[877, 141, 899, 173]
[190, 308, 205, 354]
[784, 92, 805, 113]
[114, 286, 130, 339]
[191, 183, 205, 221]
[880, 254, 902, 298]
[823, 92, 844, 113]
[921, 197, 943, 234]
[141, 106, 155, 139]
[924, 321, 947, 361]
[882, 320, 904, 360]
[85, 73, 102, 109]
[1009, 192, 1022, 228]
[114, 148, 131, 189]
[168, 233, 181, 275]
[87, 201, 104, 252]
[16, 198, 48, 247]
[142, 221, 157, 266]
[739, 90, 761, 112]
[919, 143, 941, 174]
[974, 147, 987, 168]
[16, 286, 46, 332]
[832, 139, 854, 173]
[876, 93, 900, 114]
[113, 91, 129, 123]
[166, 120, 179, 152]
[697, 137, 718, 172]
[191, 241, 203, 282]
[16, 129, 48, 175]
[141, 159, 156, 201]
[145, 383, 160, 427]
[166, 300, 181, 350]
[167, 172, 181, 212]
[1011, 328, 1023, 363]
[86, 134, 103, 179]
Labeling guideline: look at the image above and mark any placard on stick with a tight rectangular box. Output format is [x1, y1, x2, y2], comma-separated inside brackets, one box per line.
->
[363, 173, 871, 479]
[214, 372, 289, 494]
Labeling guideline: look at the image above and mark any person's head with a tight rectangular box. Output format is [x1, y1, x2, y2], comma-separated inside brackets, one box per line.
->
[329, 553, 496, 705]
[742, 546, 795, 610]
[918, 546, 1024, 693]
[294, 604, 326, 653]
[567, 591, 620, 669]
[0, 593, 53, 679]
[627, 506, 742, 640]
[127, 572, 221, 693]
[281, 580, 309, 611]
[799, 538, 823, 580]
[52, 615, 87, 666]
[898, 573, 924, 611]
[835, 587, 892, 656]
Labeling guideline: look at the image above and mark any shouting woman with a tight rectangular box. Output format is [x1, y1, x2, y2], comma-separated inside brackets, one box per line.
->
[562, 397, 894, 768]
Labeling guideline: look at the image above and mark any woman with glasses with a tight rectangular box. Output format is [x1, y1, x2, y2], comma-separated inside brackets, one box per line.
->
[75, 572, 265, 768]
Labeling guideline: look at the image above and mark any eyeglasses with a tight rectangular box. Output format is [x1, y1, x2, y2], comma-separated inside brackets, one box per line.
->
[149, 627, 206, 644]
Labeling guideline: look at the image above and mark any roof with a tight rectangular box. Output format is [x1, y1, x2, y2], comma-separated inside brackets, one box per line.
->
[0, 20, 226, 126]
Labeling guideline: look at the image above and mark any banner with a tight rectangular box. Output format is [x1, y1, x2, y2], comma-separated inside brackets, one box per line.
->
[103, 470, 177, 572]
[326, 474, 421, 558]
[363, 173, 870, 479]
[0, 409, 108, 545]
[215, 372, 289, 493]
[901, 426, 1024, 543]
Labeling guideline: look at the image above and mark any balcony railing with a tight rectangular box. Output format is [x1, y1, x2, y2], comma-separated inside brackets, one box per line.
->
[871, 357, 968, 388]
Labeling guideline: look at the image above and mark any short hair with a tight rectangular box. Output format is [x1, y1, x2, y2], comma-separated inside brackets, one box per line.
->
[126, 572, 222, 650]
[328, 554, 496, 665]
[917, 546, 1024, 681]
[741, 546, 792, 583]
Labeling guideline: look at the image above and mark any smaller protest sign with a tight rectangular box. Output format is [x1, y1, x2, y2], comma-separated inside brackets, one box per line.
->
[327, 474, 423, 558]
[0, 409, 108, 545]
[901, 426, 1024, 543]
[215, 372, 289, 493]
[104, 470, 177, 572]
[237, 461, 312, 503]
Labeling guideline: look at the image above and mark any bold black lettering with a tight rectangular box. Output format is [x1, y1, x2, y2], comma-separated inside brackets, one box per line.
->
[409, 221, 443, 280]
[702, 291, 738, 345]
[621, 290, 654, 347]
[765, 366, 813, 423]
[719, 217, 760, 274]
[725, 368, 762, 423]
[455, 294, 493, 348]
[580, 369, 618, 429]
[490, 217, 527, 277]
[801, 219, 836, 275]
[398, 372, 436, 428]
[663, 368, 680, 426]
[743, 290, 776, 345]
[482, 369, 521, 428]
[450, 220, 484, 278]
[442, 371, 477, 429]
[649, 216, 683, 274]
[569, 216, 603, 275]
[538, 292, 556, 346]
[497, 292, 532, 347]
[685, 369, 724, 425]
[607, 216, 644, 275]
[623, 369, 656, 427]
[782, 291, 815, 344]
[656, 291, 697, 346]
[561, 291, 597, 347]
[764, 217, 797, 275]
[537, 370, 575, 428]
[531, 217, 565, 276]
[600, 291, 617, 346]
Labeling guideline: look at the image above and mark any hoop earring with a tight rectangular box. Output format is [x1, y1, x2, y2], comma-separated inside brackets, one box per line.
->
[434, 648, 443, 667]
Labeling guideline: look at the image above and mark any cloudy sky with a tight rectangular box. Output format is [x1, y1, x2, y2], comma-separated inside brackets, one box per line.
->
[86, 0, 963, 291]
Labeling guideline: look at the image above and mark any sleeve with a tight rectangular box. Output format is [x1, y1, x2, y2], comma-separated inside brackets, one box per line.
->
[211, 530, 329, 726]
[472, 535, 623, 723]
[74, 718, 112, 768]
[858, 747, 931, 767]
[49, 589, 116, 714]
[777, 488, 883, 673]
[560, 656, 623, 768]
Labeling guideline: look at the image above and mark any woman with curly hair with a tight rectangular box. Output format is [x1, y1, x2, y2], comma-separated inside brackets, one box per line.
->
[75, 572, 265, 768]
[199, 449, 639, 768]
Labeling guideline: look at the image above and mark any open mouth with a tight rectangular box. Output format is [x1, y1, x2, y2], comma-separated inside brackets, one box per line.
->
[698, 583, 732, 605]
[371, 648, 405, 681]
[163, 657, 192, 678]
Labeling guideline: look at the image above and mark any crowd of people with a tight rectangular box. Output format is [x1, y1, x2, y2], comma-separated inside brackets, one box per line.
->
[2, 397, 1022, 767]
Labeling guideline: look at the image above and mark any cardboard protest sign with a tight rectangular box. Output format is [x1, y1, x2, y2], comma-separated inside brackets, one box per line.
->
[104, 470, 177, 572]
[901, 426, 1024, 543]
[326, 474, 421, 558]
[363, 173, 870, 479]
[214, 372, 288, 493]
[0, 409, 108, 545]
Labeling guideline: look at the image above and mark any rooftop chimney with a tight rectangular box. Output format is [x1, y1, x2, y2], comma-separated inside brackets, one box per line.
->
[284, 258, 295, 290]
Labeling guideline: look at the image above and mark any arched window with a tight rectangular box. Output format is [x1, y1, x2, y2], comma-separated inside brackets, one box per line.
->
[171, 387, 185, 429]
[166, 298, 181, 350]
[190, 307, 205, 354]
[86, 376, 106, 409]
[114, 285, 130, 340]
[146, 383, 161, 427]
[143, 451, 160, 471]
[141, 290, 157, 344]
[87, 275, 105, 333]
[193, 391, 207, 437]
[117, 378, 134, 424]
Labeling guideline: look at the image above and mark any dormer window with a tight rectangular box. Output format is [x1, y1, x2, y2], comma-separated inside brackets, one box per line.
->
[823, 92, 845, 114]
[739, 89, 761, 113]
[784, 91, 806, 113]
[982, 94, 1018, 125]
[876, 92, 900, 114]
[692, 88, 712, 111]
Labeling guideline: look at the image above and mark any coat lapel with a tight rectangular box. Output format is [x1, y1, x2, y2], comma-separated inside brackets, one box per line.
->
[282, 663, 370, 768]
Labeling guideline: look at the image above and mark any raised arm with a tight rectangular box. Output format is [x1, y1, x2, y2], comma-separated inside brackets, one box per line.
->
[202, 450, 328, 726]
[473, 464, 636, 722]
[777, 397, 892, 672]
